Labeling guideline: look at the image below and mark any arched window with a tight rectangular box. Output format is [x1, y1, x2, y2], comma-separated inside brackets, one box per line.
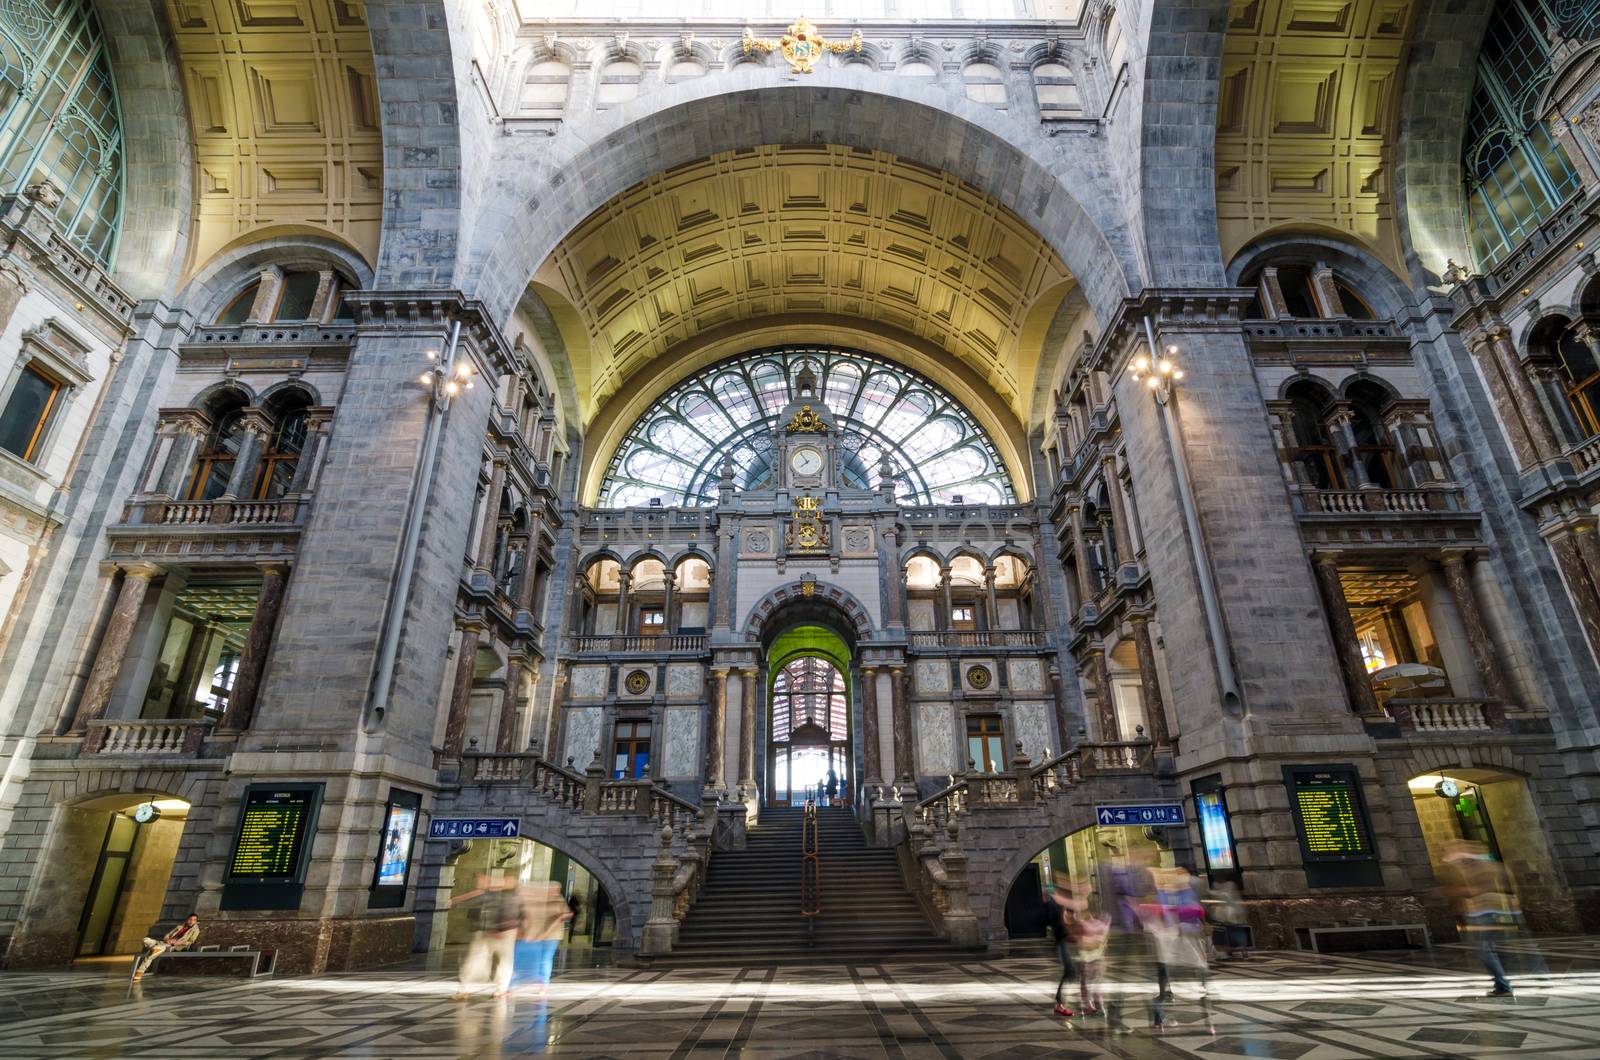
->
[596, 57, 641, 106]
[1245, 265, 1378, 320]
[1033, 61, 1081, 119]
[669, 56, 707, 81]
[598, 347, 1016, 508]
[520, 59, 570, 116]
[214, 282, 259, 326]
[187, 405, 246, 501]
[963, 61, 1006, 106]
[1556, 323, 1600, 439]
[1275, 266, 1320, 318]
[1284, 381, 1342, 489]
[1462, 4, 1597, 268]
[274, 270, 321, 320]
[897, 57, 938, 80]
[0, 0, 123, 265]
[212, 269, 345, 325]
[770, 656, 847, 747]
[1102, 7, 1128, 72]
[1346, 381, 1399, 489]
[253, 393, 311, 499]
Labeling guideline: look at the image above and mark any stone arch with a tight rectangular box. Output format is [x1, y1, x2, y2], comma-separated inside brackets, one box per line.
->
[259, 379, 324, 408]
[1227, 231, 1417, 321]
[899, 544, 947, 567]
[742, 580, 875, 645]
[462, 73, 1141, 331]
[191, 380, 257, 411]
[665, 546, 713, 571]
[1277, 372, 1341, 403]
[989, 543, 1037, 568]
[95, 0, 193, 302]
[1339, 372, 1403, 404]
[623, 548, 669, 575]
[177, 233, 374, 326]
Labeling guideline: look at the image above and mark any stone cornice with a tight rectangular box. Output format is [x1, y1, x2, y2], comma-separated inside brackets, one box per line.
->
[0, 194, 136, 338]
[1086, 287, 1256, 376]
[344, 290, 519, 378]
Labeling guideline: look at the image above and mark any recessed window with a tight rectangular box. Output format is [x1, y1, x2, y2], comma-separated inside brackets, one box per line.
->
[275, 271, 321, 321]
[215, 282, 259, 326]
[949, 604, 977, 631]
[639, 609, 665, 635]
[966, 714, 1005, 773]
[0, 365, 65, 463]
[187, 409, 245, 501]
[253, 406, 309, 500]
[612, 720, 652, 779]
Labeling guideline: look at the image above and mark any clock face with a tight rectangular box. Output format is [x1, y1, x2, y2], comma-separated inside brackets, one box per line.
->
[790, 447, 824, 477]
[132, 802, 158, 824]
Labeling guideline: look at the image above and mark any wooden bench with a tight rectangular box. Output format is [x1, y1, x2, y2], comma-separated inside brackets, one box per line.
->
[151, 945, 276, 978]
[1302, 922, 1430, 953]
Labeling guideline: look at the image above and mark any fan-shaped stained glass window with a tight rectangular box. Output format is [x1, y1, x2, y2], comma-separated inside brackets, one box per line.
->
[770, 656, 847, 745]
[0, 0, 123, 266]
[1462, 0, 1597, 269]
[599, 347, 1016, 507]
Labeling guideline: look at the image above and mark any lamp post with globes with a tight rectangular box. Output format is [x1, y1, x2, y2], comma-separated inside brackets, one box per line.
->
[1131, 317, 1244, 715]
[367, 321, 474, 726]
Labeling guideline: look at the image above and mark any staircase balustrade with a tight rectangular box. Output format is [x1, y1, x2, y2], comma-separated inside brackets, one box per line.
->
[640, 808, 716, 958]
[896, 818, 982, 948]
[909, 738, 1154, 829]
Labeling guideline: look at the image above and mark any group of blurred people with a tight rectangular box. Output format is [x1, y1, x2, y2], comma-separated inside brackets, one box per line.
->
[1043, 835, 1532, 1029]
[451, 875, 573, 1001]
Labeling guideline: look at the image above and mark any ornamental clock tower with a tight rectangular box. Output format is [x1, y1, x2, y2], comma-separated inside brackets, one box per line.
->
[774, 363, 843, 492]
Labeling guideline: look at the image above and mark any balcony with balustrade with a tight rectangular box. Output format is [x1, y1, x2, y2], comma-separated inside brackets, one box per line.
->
[1291, 482, 1483, 551]
[106, 491, 312, 565]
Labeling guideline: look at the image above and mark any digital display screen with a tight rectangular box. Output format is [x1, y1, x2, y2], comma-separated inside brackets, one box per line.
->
[377, 804, 417, 887]
[1289, 769, 1370, 860]
[1196, 789, 1235, 872]
[228, 787, 317, 881]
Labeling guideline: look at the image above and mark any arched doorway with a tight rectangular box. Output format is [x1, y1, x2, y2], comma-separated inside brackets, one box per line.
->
[70, 794, 192, 958]
[765, 625, 853, 807]
[444, 836, 618, 951]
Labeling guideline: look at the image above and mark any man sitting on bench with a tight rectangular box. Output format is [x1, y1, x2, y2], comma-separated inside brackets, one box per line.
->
[132, 914, 200, 981]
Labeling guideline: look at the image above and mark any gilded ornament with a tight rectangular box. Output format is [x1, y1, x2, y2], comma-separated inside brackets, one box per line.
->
[786, 404, 827, 433]
[743, 17, 862, 75]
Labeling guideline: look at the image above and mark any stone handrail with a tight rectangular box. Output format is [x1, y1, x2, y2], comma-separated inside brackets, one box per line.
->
[913, 738, 1155, 828]
[1387, 698, 1503, 733]
[906, 630, 1046, 650]
[1302, 487, 1464, 514]
[1241, 317, 1401, 341]
[640, 808, 717, 958]
[189, 323, 358, 346]
[458, 752, 701, 832]
[565, 633, 708, 653]
[1570, 433, 1600, 473]
[121, 496, 310, 528]
[895, 818, 981, 948]
[84, 718, 212, 755]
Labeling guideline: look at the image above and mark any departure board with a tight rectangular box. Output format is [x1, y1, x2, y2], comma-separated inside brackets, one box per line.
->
[227, 786, 318, 881]
[1287, 768, 1370, 861]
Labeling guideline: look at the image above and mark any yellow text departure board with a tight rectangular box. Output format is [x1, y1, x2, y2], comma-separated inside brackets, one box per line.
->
[1289, 770, 1369, 860]
[228, 787, 316, 880]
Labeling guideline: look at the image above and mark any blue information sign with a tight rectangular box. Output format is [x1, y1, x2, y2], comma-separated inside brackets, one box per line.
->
[1095, 803, 1186, 827]
[429, 817, 520, 839]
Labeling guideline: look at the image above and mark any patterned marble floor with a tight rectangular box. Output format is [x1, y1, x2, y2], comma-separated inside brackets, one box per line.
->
[2, 936, 1598, 1059]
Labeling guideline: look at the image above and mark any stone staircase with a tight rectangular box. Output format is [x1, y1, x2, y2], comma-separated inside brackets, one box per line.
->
[663, 804, 978, 966]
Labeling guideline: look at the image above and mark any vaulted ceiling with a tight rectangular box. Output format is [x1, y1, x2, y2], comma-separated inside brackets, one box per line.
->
[1215, 0, 1415, 271]
[534, 145, 1074, 426]
[165, 0, 384, 279]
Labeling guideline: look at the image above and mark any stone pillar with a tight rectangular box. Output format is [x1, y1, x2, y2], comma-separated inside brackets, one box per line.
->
[244, 267, 280, 321]
[1310, 552, 1382, 716]
[496, 657, 523, 751]
[1323, 404, 1373, 488]
[1529, 360, 1587, 446]
[220, 562, 290, 733]
[155, 414, 208, 499]
[889, 665, 912, 782]
[880, 525, 905, 629]
[1258, 266, 1291, 318]
[983, 565, 1000, 629]
[662, 566, 676, 633]
[1439, 552, 1512, 705]
[71, 564, 160, 732]
[1088, 647, 1118, 740]
[475, 460, 506, 572]
[544, 665, 568, 759]
[1103, 454, 1136, 568]
[613, 570, 631, 635]
[704, 667, 728, 791]
[286, 408, 333, 494]
[442, 620, 484, 757]
[1066, 501, 1092, 604]
[939, 567, 953, 629]
[1130, 613, 1171, 747]
[1047, 664, 1072, 752]
[1489, 327, 1563, 462]
[860, 664, 882, 786]
[739, 664, 757, 793]
[1465, 331, 1540, 468]
[221, 408, 273, 499]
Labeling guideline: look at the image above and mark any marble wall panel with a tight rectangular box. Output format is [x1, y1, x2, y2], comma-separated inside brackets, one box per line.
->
[564, 706, 603, 768]
[662, 706, 699, 777]
[917, 701, 955, 776]
[571, 665, 608, 700]
[915, 658, 949, 694]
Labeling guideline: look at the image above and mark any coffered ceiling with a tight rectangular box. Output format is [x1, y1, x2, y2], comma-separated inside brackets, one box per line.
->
[1215, 0, 1415, 271]
[165, 0, 384, 279]
[535, 145, 1073, 425]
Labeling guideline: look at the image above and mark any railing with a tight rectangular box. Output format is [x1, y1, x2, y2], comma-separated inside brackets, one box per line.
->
[120, 496, 309, 528]
[1301, 487, 1465, 515]
[565, 634, 708, 653]
[640, 805, 717, 958]
[1570, 433, 1600, 474]
[907, 629, 1046, 650]
[84, 718, 212, 755]
[1241, 317, 1401, 341]
[188, 323, 358, 346]
[912, 739, 1156, 829]
[800, 798, 820, 934]
[458, 752, 703, 832]
[1387, 698, 1502, 734]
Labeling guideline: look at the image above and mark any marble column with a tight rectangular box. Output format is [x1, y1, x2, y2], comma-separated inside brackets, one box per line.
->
[476, 460, 506, 573]
[442, 620, 484, 757]
[1310, 552, 1382, 715]
[1066, 502, 1093, 605]
[1047, 664, 1072, 752]
[1130, 613, 1171, 747]
[1439, 552, 1512, 704]
[939, 568, 954, 629]
[285, 408, 333, 494]
[983, 566, 1000, 629]
[1089, 647, 1119, 741]
[1490, 327, 1563, 462]
[496, 657, 523, 751]
[544, 665, 568, 759]
[739, 665, 757, 792]
[220, 562, 290, 733]
[705, 667, 728, 790]
[1550, 527, 1600, 669]
[155, 416, 208, 499]
[71, 564, 160, 732]
[860, 665, 882, 786]
[662, 566, 676, 633]
[889, 666, 912, 783]
[1103, 454, 1136, 567]
[1324, 404, 1372, 488]
[613, 571, 631, 635]
[221, 408, 273, 500]
[880, 526, 905, 628]
[1466, 332, 1539, 468]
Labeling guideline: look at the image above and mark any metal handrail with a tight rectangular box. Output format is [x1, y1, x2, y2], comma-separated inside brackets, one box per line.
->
[800, 797, 820, 941]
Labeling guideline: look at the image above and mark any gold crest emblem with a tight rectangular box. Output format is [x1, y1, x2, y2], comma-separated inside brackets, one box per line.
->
[743, 17, 862, 75]
[786, 404, 827, 433]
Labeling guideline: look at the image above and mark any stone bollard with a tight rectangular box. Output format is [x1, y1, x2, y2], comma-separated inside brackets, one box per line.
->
[582, 753, 606, 814]
[640, 826, 679, 957]
[1011, 741, 1033, 805]
[938, 820, 982, 948]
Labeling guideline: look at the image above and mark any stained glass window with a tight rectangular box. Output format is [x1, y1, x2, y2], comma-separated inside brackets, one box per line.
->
[770, 656, 847, 744]
[599, 346, 1016, 507]
[0, 0, 123, 265]
[1462, 0, 1596, 268]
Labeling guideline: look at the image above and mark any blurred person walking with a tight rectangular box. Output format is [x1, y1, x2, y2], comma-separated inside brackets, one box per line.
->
[1437, 839, 1520, 997]
[1044, 884, 1078, 1019]
[451, 874, 521, 1000]
[1141, 866, 1213, 1033]
[514, 880, 573, 998]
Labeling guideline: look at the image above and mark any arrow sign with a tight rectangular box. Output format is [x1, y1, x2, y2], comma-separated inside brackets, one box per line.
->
[429, 817, 520, 839]
[1095, 803, 1185, 827]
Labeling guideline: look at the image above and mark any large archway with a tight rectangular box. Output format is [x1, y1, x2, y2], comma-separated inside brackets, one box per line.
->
[765, 626, 853, 807]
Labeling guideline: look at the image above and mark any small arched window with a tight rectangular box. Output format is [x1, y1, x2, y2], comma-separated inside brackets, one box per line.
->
[669, 56, 706, 81]
[1346, 381, 1399, 489]
[1556, 323, 1600, 440]
[1284, 382, 1341, 490]
[963, 62, 1006, 106]
[213, 269, 344, 325]
[1334, 278, 1375, 320]
[897, 58, 938, 80]
[596, 57, 642, 105]
[520, 59, 570, 115]
[215, 282, 259, 326]
[188, 406, 246, 501]
[253, 394, 311, 500]
[1033, 62, 1081, 119]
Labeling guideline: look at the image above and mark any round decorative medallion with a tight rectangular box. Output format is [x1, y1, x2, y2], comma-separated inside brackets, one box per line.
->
[965, 665, 992, 690]
[624, 669, 651, 695]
